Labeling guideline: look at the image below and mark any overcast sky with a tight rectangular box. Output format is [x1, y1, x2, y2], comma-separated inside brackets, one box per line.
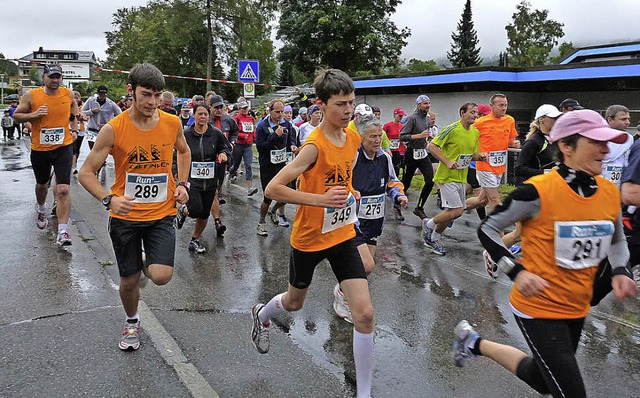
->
[3, 0, 639, 67]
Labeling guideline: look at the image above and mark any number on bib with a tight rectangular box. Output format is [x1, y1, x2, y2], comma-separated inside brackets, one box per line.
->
[241, 122, 254, 133]
[86, 130, 98, 143]
[358, 194, 385, 220]
[190, 162, 215, 179]
[603, 165, 622, 184]
[390, 140, 400, 150]
[456, 154, 473, 169]
[322, 193, 358, 234]
[124, 173, 169, 203]
[554, 221, 613, 270]
[40, 127, 65, 145]
[413, 148, 427, 160]
[270, 148, 287, 164]
[489, 150, 507, 167]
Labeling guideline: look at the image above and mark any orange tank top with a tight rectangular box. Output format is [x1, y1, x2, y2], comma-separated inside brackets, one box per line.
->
[290, 126, 362, 251]
[109, 110, 180, 221]
[30, 87, 74, 151]
[511, 170, 621, 319]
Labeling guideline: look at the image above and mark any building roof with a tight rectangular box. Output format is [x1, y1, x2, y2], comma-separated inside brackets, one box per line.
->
[559, 41, 640, 64]
[19, 49, 96, 63]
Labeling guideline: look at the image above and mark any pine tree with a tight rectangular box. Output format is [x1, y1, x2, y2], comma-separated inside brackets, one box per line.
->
[447, 0, 482, 68]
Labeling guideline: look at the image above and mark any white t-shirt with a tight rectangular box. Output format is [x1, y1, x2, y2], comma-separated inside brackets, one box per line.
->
[298, 122, 317, 145]
[602, 133, 633, 187]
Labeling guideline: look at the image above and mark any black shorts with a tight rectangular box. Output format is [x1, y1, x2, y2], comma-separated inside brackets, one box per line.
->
[108, 216, 176, 277]
[260, 164, 284, 204]
[354, 229, 378, 246]
[186, 189, 216, 219]
[73, 135, 84, 156]
[466, 168, 480, 189]
[288, 238, 367, 289]
[30, 144, 73, 185]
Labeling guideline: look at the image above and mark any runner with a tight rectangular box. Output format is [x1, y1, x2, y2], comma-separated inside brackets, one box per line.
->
[13, 64, 79, 246]
[209, 94, 237, 226]
[82, 85, 121, 151]
[71, 91, 88, 175]
[250, 68, 375, 398]
[453, 109, 637, 397]
[229, 101, 258, 196]
[298, 104, 322, 146]
[383, 107, 406, 220]
[332, 113, 408, 323]
[400, 95, 434, 220]
[422, 102, 484, 255]
[78, 63, 191, 351]
[465, 104, 491, 221]
[255, 99, 291, 236]
[174, 104, 230, 251]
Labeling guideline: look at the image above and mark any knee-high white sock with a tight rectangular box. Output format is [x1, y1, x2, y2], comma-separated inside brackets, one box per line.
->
[258, 293, 287, 325]
[353, 329, 374, 398]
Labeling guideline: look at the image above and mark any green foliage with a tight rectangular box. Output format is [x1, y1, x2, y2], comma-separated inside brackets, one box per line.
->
[505, 1, 565, 67]
[103, 0, 276, 99]
[387, 58, 442, 75]
[277, 0, 410, 77]
[0, 54, 19, 76]
[447, 0, 482, 68]
[550, 42, 576, 64]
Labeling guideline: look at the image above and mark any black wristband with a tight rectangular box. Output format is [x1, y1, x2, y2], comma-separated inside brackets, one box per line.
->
[611, 266, 633, 279]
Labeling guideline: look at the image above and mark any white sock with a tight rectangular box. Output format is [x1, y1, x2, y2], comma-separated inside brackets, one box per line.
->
[38, 204, 47, 213]
[431, 231, 441, 242]
[353, 329, 375, 398]
[126, 313, 139, 322]
[58, 224, 68, 233]
[258, 293, 287, 326]
[426, 218, 436, 229]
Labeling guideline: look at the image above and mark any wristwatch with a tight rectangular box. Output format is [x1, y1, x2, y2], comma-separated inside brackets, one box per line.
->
[177, 181, 190, 190]
[101, 194, 115, 210]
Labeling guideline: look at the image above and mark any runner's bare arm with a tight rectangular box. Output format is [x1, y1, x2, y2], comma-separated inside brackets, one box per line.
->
[174, 124, 191, 184]
[266, 144, 349, 208]
[78, 124, 115, 200]
[12, 91, 40, 123]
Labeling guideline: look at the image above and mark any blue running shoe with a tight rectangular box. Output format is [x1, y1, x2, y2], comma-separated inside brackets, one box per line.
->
[452, 320, 479, 367]
[422, 218, 434, 247]
[431, 240, 446, 256]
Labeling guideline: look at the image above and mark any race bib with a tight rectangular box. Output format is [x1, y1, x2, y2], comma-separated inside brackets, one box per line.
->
[124, 173, 168, 203]
[554, 221, 613, 270]
[322, 193, 357, 234]
[413, 148, 427, 160]
[489, 150, 507, 167]
[86, 130, 98, 143]
[603, 165, 623, 184]
[40, 127, 64, 145]
[190, 162, 215, 179]
[358, 194, 385, 220]
[390, 140, 400, 150]
[270, 148, 287, 164]
[285, 152, 295, 164]
[456, 154, 473, 169]
[241, 121, 254, 133]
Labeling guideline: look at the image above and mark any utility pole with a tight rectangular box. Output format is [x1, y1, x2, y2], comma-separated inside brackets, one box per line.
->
[0, 73, 5, 105]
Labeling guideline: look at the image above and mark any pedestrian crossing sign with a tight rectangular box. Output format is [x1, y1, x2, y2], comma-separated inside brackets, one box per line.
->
[238, 60, 260, 83]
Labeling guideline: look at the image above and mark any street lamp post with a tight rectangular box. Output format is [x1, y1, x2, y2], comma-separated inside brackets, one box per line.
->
[0, 73, 5, 106]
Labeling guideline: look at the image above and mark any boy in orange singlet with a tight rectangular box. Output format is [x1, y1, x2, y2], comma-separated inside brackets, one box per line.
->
[250, 69, 375, 398]
[79, 63, 191, 351]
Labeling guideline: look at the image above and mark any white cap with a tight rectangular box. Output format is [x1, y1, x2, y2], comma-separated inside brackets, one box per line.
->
[534, 104, 562, 120]
[355, 104, 373, 116]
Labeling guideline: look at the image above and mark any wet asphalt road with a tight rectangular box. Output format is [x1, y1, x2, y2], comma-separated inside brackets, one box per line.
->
[1, 136, 640, 397]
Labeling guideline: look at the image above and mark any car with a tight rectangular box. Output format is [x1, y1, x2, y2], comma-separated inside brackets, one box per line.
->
[3, 94, 19, 103]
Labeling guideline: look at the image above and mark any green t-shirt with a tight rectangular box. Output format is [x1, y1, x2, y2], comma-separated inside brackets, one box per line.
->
[432, 121, 479, 184]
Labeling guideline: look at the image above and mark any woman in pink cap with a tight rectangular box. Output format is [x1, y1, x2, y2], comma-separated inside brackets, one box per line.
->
[453, 109, 638, 398]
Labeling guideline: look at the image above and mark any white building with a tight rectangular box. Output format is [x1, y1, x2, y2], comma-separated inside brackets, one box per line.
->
[18, 47, 98, 87]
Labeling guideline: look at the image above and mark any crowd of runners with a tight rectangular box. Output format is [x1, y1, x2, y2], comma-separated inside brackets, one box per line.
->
[9, 61, 640, 398]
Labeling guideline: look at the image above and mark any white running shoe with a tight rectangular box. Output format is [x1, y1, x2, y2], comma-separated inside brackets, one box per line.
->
[332, 283, 353, 323]
[483, 250, 499, 279]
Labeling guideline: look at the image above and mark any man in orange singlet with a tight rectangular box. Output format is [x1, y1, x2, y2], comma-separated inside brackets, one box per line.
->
[250, 69, 375, 398]
[79, 63, 191, 351]
[13, 64, 79, 246]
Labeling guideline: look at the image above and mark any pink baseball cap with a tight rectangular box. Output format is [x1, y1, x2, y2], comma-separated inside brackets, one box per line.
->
[393, 107, 405, 116]
[549, 109, 628, 144]
[477, 104, 491, 116]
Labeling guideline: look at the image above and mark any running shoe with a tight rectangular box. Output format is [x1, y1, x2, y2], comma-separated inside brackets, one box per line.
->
[268, 211, 278, 225]
[332, 283, 353, 323]
[119, 319, 141, 351]
[215, 220, 227, 237]
[278, 215, 290, 228]
[483, 250, 499, 279]
[422, 218, 435, 248]
[174, 204, 187, 230]
[257, 222, 268, 236]
[431, 240, 446, 256]
[218, 197, 226, 205]
[452, 320, 479, 367]
[251, 303, 270, 354]
[36, 211, 48, 229]
[72, 169, 78, 175]
[230, 174, 238, 183]
[509, 244, 522, 256]
[56, 231, 72, 246]
[247, 187, 258, 197]
[51, 201, 57, 216]
[393, 206, 405, 221]
[413, 206, 427, 220]
[188, 238, 206, 254]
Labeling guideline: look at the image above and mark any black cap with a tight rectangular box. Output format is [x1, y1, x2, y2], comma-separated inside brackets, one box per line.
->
[97, 85, 108, 94]
[559, 98, 583, 110]
[371, 105, 381, 113]
[209, 95, 224, 107]
[43, 64, 63, 76]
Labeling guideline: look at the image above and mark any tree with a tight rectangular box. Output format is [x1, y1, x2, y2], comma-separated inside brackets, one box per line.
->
[505, 1, 564, 67]
[277, 0, 410, 78]
[104, 0, 277, 98]
[550, 42, 576, 64]
[447, 0, 482, 68]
